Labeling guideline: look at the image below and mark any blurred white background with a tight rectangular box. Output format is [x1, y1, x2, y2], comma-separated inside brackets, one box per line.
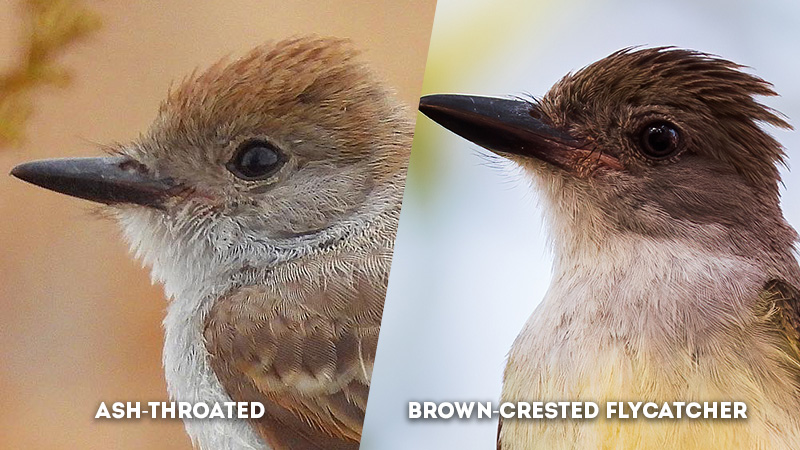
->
[363, 0, 800, 448]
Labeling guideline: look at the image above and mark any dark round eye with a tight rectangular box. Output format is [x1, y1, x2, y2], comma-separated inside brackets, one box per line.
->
[227, 140, 285, 180]
[639, 121, 680, 158]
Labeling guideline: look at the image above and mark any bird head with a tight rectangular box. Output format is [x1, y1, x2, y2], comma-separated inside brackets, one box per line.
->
[420, 48, 796, 259]
[12, 36, 411, 288]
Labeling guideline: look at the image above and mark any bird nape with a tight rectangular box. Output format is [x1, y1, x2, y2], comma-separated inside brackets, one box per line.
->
[420, 47, 800, 449]
[12, 36, 412, 450]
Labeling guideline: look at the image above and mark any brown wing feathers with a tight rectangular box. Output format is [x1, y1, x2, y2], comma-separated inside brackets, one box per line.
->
[203, 252, 385, 450]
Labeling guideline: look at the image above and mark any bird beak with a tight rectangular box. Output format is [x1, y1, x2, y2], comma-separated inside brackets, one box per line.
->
[11, 156, 177, 208]
[418, 94, 621, 173]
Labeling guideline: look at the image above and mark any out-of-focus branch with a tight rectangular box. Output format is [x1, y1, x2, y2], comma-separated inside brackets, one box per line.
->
[0, 0, 101, 147]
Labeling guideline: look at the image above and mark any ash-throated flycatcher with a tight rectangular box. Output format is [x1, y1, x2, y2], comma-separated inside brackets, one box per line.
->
[12, 36, 411, 450]
[420, 48, 800, 449]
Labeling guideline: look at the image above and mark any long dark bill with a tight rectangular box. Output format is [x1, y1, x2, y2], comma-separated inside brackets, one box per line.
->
[11, 156, 176, 207]
[419, 94, 610, 172]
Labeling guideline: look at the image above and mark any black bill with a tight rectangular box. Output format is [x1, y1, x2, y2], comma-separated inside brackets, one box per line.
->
[11, 156, 176, 207]
[419, 94, 620, 172]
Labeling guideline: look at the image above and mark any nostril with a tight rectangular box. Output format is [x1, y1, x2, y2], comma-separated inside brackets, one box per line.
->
[118, 158, 151, 175]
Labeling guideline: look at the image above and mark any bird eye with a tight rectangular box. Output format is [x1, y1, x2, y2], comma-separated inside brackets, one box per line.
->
[227, 140, 286, 180]
[639, 121, 680, 159]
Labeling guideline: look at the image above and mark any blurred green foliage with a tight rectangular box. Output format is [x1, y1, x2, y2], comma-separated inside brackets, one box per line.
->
[0, 0, 101, 147]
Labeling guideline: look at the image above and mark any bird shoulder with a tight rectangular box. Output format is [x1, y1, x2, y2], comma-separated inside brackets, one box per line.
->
[764, 279, 800, 358]
[203, 248, 387, 450]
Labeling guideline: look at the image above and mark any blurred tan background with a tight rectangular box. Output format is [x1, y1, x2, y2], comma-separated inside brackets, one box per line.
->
[0, 1, 435, 448]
